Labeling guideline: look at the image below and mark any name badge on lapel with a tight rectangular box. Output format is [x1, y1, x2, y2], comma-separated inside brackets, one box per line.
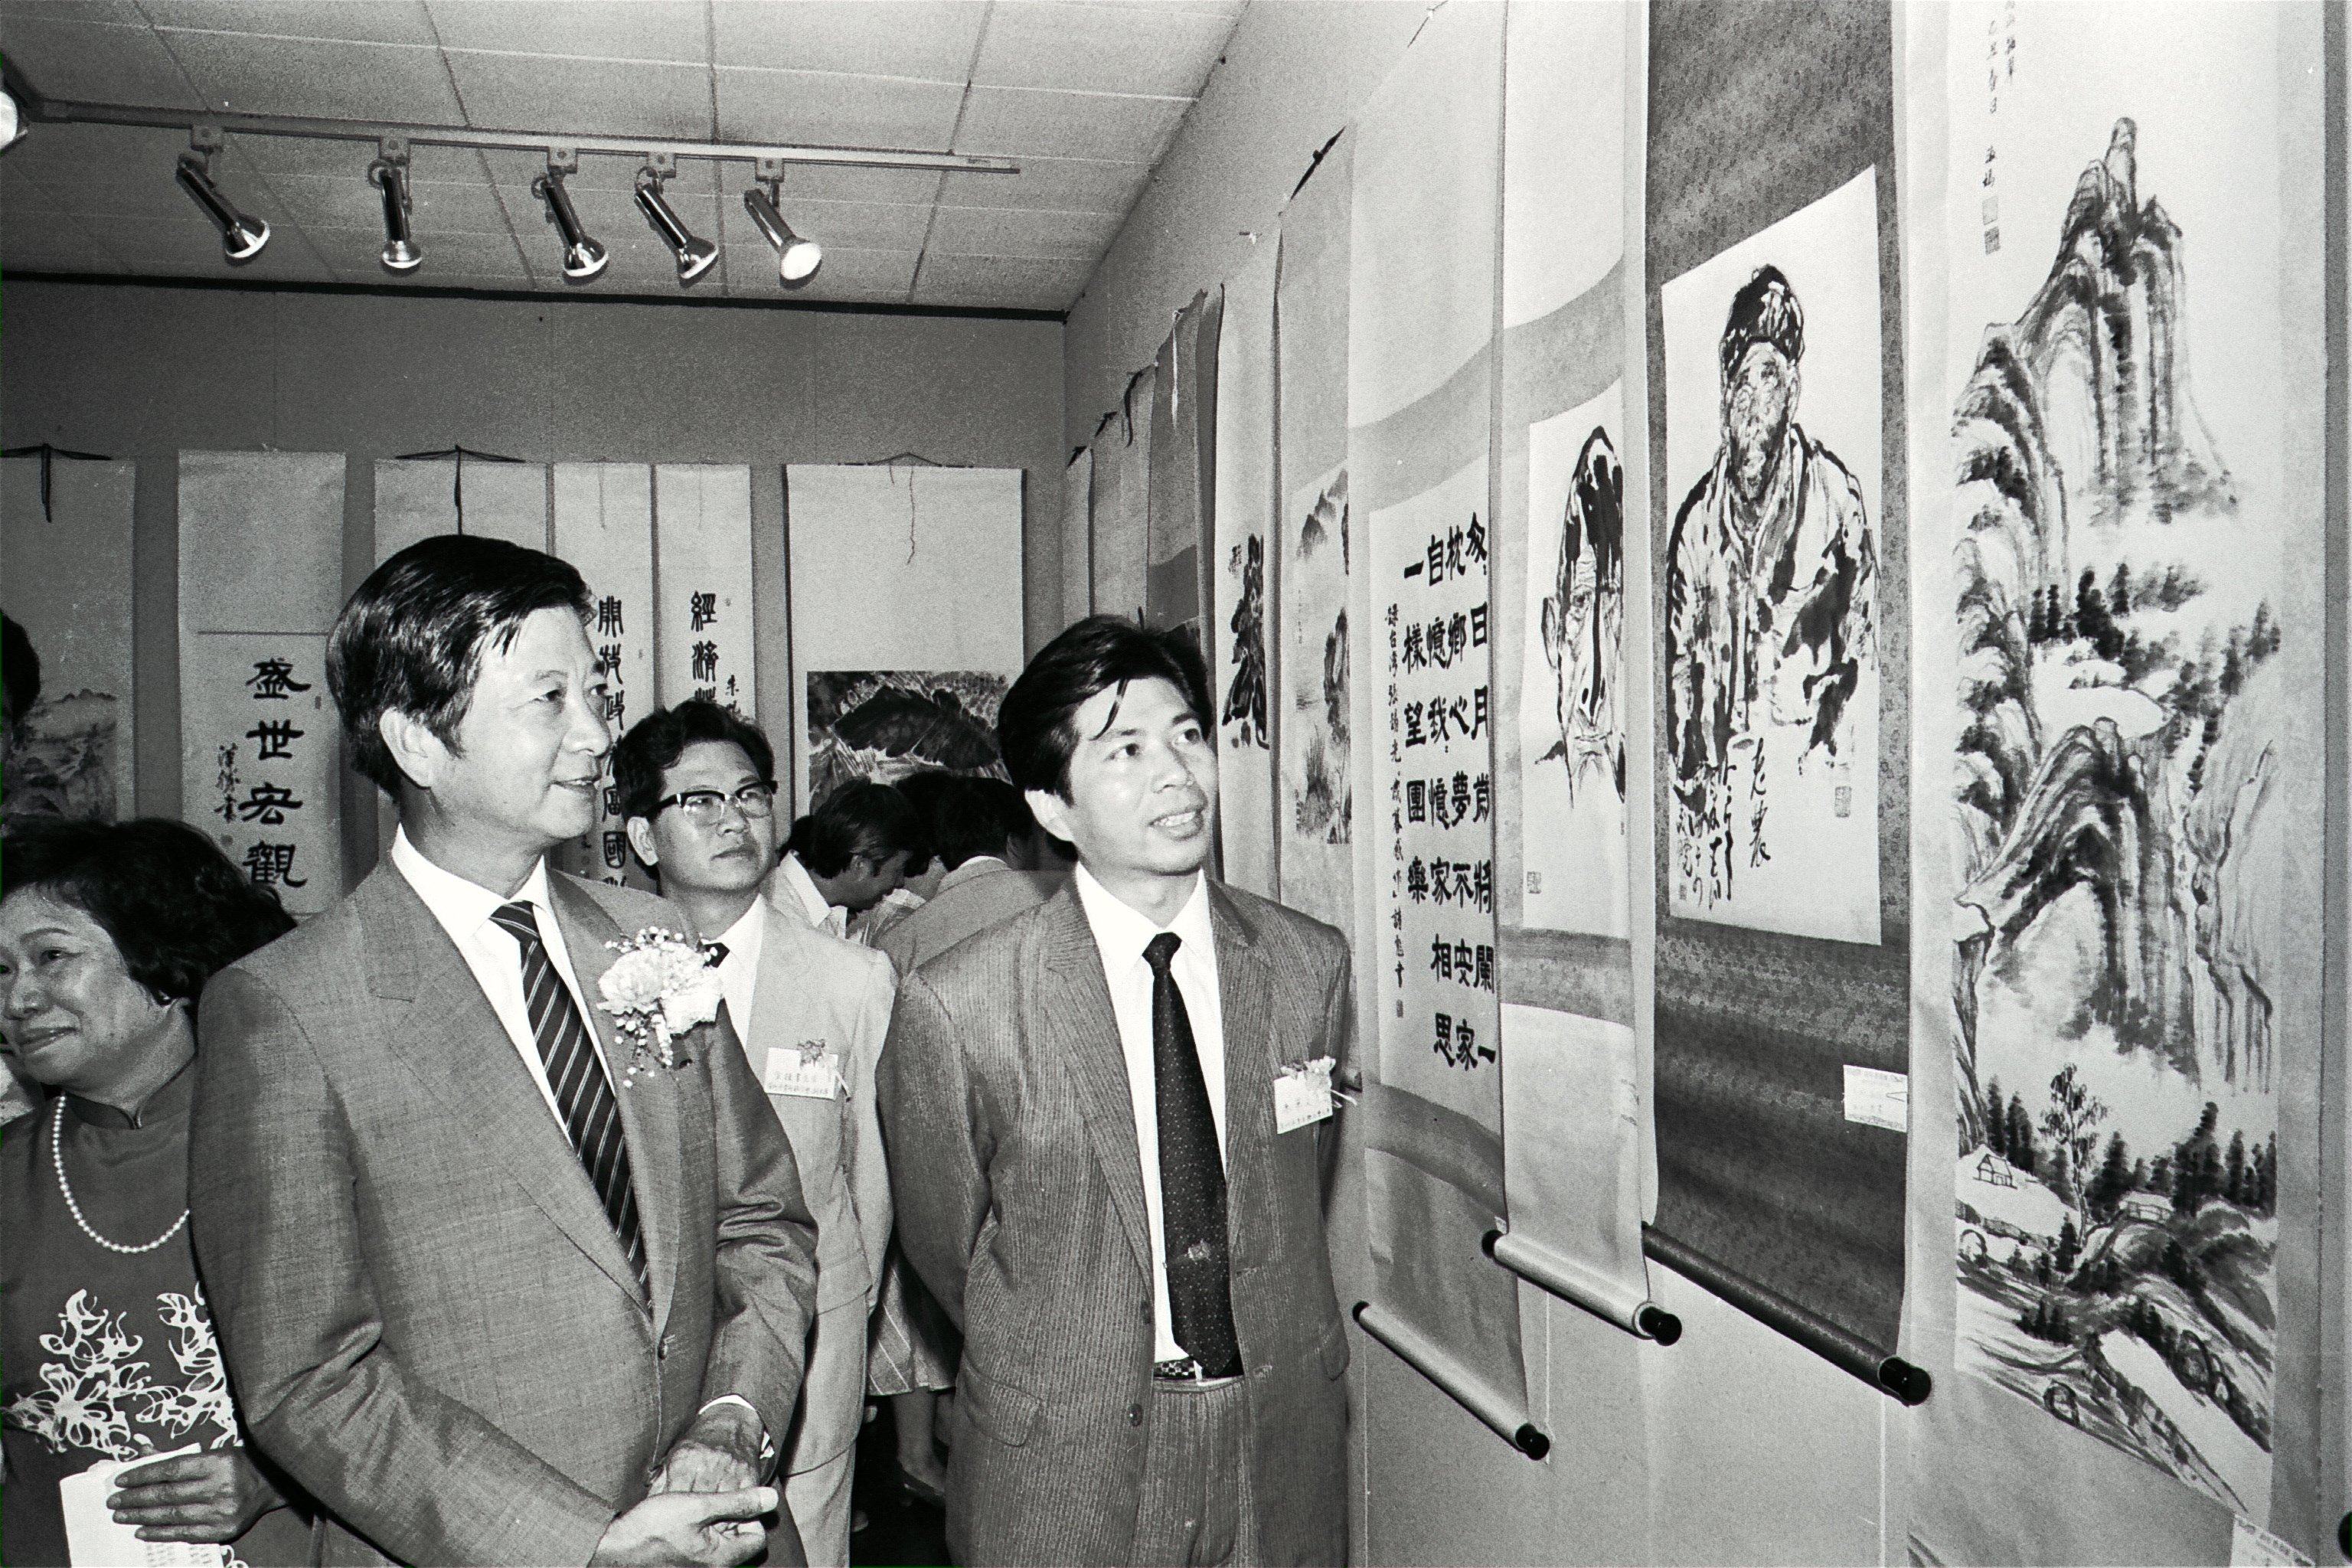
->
[1273, 1055, 1338, 1134]
[763, 1042, 845, 1100]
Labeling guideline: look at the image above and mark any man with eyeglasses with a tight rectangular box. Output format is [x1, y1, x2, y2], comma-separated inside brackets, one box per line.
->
[613, 700, 896, 1568]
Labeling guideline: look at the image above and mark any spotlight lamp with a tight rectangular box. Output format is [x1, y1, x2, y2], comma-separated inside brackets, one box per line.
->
[742, 180, 822, 286]
[175, 151, 269, 263]
[0, 87, 24, 155]
[532, 166, 607, 283]
[371, 151, 422, 273]
[635, 165, 717, 285]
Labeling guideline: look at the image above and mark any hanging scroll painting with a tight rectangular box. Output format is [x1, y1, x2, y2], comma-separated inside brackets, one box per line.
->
[805, 670, 1011, 805]
[1282, 465, 1353, 933]
[1517, 381, 1630, 939]
[1, 457, 135, 822]
[1659, 168, 1883, 946]
[1934, 0, 2323, 1531]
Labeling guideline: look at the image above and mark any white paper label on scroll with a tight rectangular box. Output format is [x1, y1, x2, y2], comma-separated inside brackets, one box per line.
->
[1841, 1066, 1909, 1132]
[553, 463, 654, 885]
[2229, 1517, 2312, 1568]
[183, 634, 339, 917]
[59, 1446, 225, 1567]
[653, 465, 756, 719]
[1, 457, 136, 820]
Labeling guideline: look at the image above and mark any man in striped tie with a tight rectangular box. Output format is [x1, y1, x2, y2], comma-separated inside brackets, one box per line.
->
[190, 535, 822, 1568]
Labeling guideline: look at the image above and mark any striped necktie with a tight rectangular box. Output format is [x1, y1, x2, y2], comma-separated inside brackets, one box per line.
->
[490, 900, 648, 1298]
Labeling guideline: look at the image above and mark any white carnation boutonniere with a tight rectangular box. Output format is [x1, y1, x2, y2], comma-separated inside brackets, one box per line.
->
[596, 928, 725, 1085]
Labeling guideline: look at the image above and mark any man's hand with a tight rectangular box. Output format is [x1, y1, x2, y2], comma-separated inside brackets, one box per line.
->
[590, 1487, 780, 1567]
[109, 1449, 283, 1544]
[649, 1403, 764, 1495]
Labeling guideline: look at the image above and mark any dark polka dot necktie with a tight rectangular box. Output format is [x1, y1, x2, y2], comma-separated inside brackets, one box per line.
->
[1145, 931, 1240, 1377]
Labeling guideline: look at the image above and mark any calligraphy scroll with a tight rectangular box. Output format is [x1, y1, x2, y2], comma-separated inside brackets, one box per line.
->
[1211, 245, 1279, 898]
[2, 456, 136, 820]
[178, 450, 345, 916]
[1145, 290, 1222, 651]
[652, 465, 756, 720]
[550, 462, 655, 889]
[374, 456, 548, 558]
[1904, 5, 2329, 1561]
[1345, 0, 1528, 1443]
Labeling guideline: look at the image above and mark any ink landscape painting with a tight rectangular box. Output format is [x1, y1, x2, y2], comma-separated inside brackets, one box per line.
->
[1945, 18, 2313, 1514]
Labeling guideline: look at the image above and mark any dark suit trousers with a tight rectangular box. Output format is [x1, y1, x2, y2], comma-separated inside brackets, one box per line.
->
[1134, 1378, 1256, 1567]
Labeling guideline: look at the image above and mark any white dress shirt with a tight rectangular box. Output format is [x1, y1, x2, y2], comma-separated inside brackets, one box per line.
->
[390, 827, 611, 1127]
[713, 895, 769, 1039]
[1072, 863, 1227, 1364]
[775, 853, 849, 938]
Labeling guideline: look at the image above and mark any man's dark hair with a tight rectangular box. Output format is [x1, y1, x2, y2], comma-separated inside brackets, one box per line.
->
[611, 699, 777, 825]
[1720, 263, 1805, 381]
[997, 616, 1212, 798]
[3, 612, 41, 729]
[327, 535, 593, 795]
[785, 780, 924, 878]
[2, 818, 293, 1004]
[890, 770, 956, 875]
[896, 772, 1034, 873]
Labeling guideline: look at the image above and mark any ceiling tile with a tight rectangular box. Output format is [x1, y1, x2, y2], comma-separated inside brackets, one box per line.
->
[136, 1, 437, 46]
[712, 2, 982, 82]
[45, 168, 291, 227]
[443, 50, 712, 138]
[224, 134, 390, 179]
[159, 31, 466, 121]
[2, 236, 130, 275]
[937, 155, 1142, 214]
[0, 2, 150, 28]
[767, 164, 939, 207]
[714, 67, 962, 151]
[972, 1, 1235, 98]
[718, 192, 929, 253]
[256, 170, 514, 234]
[955, 86, 1188, 163]
[79, 211, 335, 279]
[926, 202, 1118, 260]
[302, 220, 528, 281]
[4, 122, 188, 192]
[0, 18, 204, 107]
[474, 148, 718, 195]
[423, 0, 709, 64]
[912, 250, 1089, 309]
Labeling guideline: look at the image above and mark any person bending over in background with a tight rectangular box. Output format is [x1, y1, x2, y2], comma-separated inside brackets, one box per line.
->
[880, 616, 1354, 1566]
[188, 535, 816, 1567]
[1, 818, 309, 1566]
[776, 781, 923, 941]
[614, 699, 896, 1568]
[851, 770, 955, 948]
[875, 774, 1060, 978]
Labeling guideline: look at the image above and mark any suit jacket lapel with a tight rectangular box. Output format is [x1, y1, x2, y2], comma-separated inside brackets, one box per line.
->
[547, 875, 683, 1333]
[358, 865, 645, 1305]
[1036, 886, 1153, 1279]
[1209, 884, 1280, 1276]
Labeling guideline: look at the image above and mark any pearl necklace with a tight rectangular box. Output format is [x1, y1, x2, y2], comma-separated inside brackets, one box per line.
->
[49, 1102, 189, 1256]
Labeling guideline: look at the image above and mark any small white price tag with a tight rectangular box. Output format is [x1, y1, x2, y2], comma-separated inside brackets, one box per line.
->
[1842, 1065, 1909, 1132]
[1273, 1058, 1335, 1134]
[2230, 1515, 2311, 1567]
[763, 1046, 844, 1100]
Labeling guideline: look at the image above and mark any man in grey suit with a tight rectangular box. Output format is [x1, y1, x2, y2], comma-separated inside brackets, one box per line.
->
[191, 537, 818, 1567]
[880, 617, 1352, 1566]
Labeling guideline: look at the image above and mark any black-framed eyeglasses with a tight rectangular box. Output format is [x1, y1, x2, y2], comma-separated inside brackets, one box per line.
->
[656, 781, 779, 825]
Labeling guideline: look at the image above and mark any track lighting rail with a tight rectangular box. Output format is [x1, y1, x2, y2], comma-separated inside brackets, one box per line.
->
[21, 92, 1022, 178]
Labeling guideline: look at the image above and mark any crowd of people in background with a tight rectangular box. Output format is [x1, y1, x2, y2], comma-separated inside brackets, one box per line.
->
[0, 537, 1350, 1568]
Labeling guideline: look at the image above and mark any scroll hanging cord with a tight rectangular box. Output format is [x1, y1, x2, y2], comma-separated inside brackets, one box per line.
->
[2, 443, 113, 523]
[390, 445, 528, 534]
